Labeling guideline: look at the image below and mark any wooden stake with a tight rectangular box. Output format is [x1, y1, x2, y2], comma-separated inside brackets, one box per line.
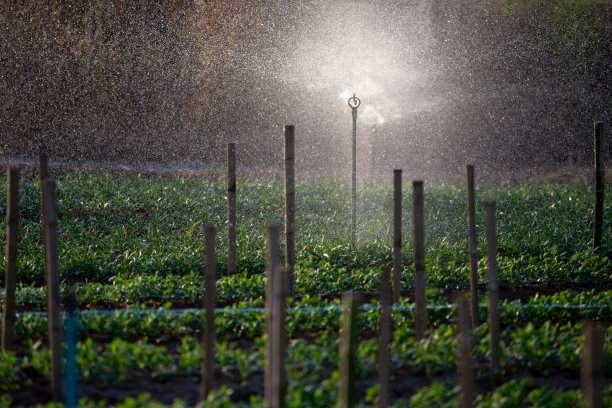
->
[265, 224, 286, 408]
[593, 122, 605, 253]
[338, 293, 363, 408]
[266, 224, 281, 302]
[413, 181, 427, 340]
[200, 226, 216, 400]
[466, 165, 480, 328]
[484, 200, 501, 385]
[39, 153, 49, 273]
[284, 125, 295, 297]
[581, 321, 604, 408]
[44, 181, 63, 402]
[378, 268, 392, 408]
[227, 142, 237, 275]
[1, 167, 19, 351]
[39, 153, 49, 203]
[393, 169, 402, 304]
[456, 295, 473, 408]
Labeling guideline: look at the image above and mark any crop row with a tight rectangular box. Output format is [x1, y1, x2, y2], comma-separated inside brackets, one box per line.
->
[2, 322, 611, 404]
[2, 248, 610, 311]
[2, 289, 612, 341]
[3, 379, 612, 408]
[0, 173, 609, 287]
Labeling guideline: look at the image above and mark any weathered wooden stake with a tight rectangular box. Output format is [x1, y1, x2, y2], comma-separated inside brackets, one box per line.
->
[200, 226, 216, 400]
[581, 321, 604, 408]
[284, 125, 295, 297]
[44, 181, 63, 402]
[413, 181, 427, 340]
[593, 122, 605, 253]
[456, 295, 473, 408]
[227, 142, 237, 275]
[1, 167, 19, 351]
[39, 153, 49, 206]
[393, 169, 402, 304]
[265, 224, 286, 408]
[484, 200, 501, 385]
[466, 165, 480, 328]
[378, 268, 392, 408]
[39, 153, 49, 272]
[338, 293, 363, 408]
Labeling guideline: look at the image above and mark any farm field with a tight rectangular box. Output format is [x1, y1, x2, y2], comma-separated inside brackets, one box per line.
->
[0, 170, 611, 407]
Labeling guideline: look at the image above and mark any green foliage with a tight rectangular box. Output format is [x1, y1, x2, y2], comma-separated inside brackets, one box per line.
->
[2, 290, 612, 346]
[0, 173, 609, 290]
[505, 322, 582, 375]
[1, 172, 611, 405]
[0, 351, 26, 392]
[474, 378, 584, 407]
[409, 381, 459, 408]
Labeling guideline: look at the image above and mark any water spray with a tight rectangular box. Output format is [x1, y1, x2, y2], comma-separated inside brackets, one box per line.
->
[348, 93, 361, 242]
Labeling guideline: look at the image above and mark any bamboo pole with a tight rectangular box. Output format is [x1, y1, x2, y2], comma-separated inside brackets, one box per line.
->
[200, 226, 216, 400]
[227, 142, 237, 275]
[44, 181, 63, 402]
[265, 224, 286, 408]
[1, 167, 19, 351]
[393, 169, 402, 304]
[456, 295, 473, 408]
[378, 268, 392, 408]
[581, 321, 604, 408]
[413, 181, 427, 340]
[465, 165, 480, 327]
[284, 125, 295, 297]
[484, 200, 501, 385]
[593, 122, 605, 253]
[338, 293, 363, 408]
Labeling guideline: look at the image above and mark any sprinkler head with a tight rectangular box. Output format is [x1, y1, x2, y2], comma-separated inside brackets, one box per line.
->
[348, 93, 361, 109]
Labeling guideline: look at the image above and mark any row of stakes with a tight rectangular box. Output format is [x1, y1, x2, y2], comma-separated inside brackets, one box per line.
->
[0, 122, 607, 407]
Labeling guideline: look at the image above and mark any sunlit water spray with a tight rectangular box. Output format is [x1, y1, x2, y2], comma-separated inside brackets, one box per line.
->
[1, 1, 608, 182]
[278, 0, 444, 180]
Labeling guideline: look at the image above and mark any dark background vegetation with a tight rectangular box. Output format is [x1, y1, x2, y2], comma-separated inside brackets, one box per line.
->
[0, 0, 610, 175]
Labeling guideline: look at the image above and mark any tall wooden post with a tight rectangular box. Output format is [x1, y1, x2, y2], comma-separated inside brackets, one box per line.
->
[484, 200, 501, 385]
[378, 268, 392, 408]
[466, 165, 480, 327]
[1, 167, 19, 351]
[227, 142, 237, 275]
[44, 181, 63, 402]
[338, 293, 363, 408]
[39, 153, 49, 272]
[393, 169, 402, 304]
[413, 181, 427, 340]
[265, 224, 286, 408]
[593, 122, 605, 253]
[39, 153, 49, 210]
[456, 295, 473, 408]
[581, 322, 604, 408]
[200, 226, 216, 400]
[284, 125, 295, 297]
